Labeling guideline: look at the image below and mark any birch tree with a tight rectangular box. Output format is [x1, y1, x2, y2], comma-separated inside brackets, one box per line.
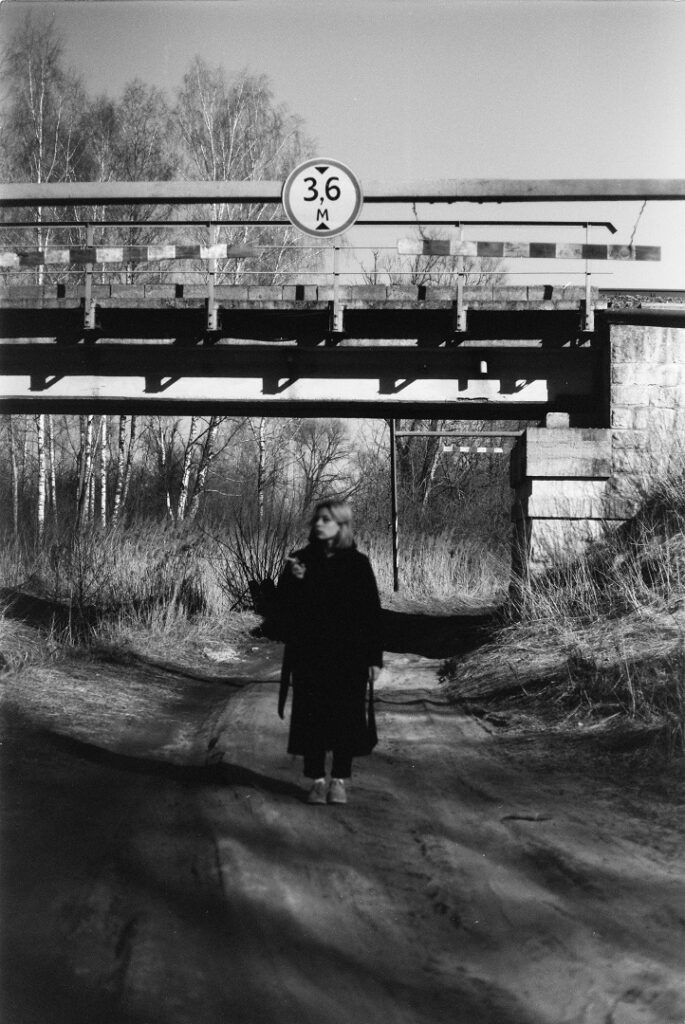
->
[35, 414, 46, 541]
[112, 415, 138, 523]
[1, 12, 88, 279]
[76, 414, 95, 526]
[80, 81, 178, 282]
[187, 416, 221, 521]
[173, 60, 315, 284]
[99, 415, 108, 527]
[46, 414, 57, 523]
[175, 415, 200, 521]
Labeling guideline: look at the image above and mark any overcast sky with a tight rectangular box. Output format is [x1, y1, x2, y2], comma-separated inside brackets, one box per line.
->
[2, 0, 684, 286]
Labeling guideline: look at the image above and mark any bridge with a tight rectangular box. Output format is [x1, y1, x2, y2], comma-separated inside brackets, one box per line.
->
[2, 177, 684, 570]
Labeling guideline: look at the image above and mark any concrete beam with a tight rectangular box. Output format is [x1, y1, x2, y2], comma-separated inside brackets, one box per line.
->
[0, 342, 597, 384]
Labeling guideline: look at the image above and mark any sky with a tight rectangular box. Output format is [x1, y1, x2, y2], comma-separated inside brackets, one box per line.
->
[1, 0, 684, 287]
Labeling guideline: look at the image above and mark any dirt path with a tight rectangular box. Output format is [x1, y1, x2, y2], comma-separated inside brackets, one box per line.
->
[2, 639, 685, 1024]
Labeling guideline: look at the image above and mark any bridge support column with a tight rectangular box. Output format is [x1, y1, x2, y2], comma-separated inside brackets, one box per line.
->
[510, 416, 617, 580]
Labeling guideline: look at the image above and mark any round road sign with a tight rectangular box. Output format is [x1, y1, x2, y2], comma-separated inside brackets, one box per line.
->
[282, 158, 363, 238]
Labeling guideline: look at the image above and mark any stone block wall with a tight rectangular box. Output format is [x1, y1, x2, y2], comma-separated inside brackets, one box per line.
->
[608, 323, 685, 510]
[512, 323, 685, 574]
[511, 423, 616, 571]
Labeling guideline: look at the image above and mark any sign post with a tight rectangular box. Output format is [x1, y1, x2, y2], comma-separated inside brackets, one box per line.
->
[282, 159, 363, 237]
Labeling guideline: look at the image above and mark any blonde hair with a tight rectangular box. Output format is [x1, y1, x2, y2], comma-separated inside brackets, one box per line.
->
[308, 498, 355, 549]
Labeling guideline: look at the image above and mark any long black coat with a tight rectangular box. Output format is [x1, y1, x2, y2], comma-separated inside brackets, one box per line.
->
[276, 543, 383, 758]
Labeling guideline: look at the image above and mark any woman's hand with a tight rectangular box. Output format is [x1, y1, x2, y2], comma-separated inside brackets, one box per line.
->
[287, 556, 306, 580]
[368, 666, 381, 683]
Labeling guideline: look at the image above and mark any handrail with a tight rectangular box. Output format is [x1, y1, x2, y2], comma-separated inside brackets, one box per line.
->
[0, 178, 684, 208]
[0, 218, 619, 231]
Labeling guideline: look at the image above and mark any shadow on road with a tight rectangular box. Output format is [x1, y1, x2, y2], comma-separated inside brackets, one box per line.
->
[381, 606, 499, 659]
[29, 724, 303, 798]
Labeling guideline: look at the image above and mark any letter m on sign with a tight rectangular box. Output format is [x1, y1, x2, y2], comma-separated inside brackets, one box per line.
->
[316, 208, 329, 223]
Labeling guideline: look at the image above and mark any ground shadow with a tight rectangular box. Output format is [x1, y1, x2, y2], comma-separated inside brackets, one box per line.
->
[380, 607, 499, 659]
[27, 724, 304, 798]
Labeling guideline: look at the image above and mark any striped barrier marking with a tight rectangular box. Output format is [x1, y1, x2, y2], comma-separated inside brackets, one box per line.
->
[0, 243, 258, 269]
[397, 239, 661, 260]
[443, 444, 505, 454]
[0, 239, 662, 269]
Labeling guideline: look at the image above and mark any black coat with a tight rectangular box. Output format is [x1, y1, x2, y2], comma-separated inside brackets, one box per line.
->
[276, 543, 382, 757]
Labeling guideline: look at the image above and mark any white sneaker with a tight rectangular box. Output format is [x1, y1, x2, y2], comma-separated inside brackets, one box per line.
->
[307, 778, 327, 804]
[327, 778, 348, 804]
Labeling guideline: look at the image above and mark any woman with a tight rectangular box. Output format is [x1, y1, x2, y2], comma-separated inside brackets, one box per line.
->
[276, 498, 383, 805]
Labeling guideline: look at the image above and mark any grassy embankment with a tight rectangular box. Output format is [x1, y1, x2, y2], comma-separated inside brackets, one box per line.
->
[443, 458, 685, 758]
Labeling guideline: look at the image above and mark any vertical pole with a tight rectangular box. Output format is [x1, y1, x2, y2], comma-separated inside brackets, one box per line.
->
[389, 417, 400, 592]
[330, 243, 343, 335]
[207, 220, 217, 331]
[584, 222, 594, 332]
[84, 223, 95, 330]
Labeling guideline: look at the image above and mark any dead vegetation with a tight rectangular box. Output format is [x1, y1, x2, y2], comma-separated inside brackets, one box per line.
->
[442, 459, 685, 758]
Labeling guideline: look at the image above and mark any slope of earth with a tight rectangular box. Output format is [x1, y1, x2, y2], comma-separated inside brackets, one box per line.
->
[1, 605, 684, 1024]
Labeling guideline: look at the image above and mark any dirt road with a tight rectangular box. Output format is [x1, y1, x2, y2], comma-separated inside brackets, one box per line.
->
[2, 632, 685, 1024]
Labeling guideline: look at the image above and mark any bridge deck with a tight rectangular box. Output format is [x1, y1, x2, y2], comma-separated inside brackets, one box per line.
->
[0, 287, 682, 418]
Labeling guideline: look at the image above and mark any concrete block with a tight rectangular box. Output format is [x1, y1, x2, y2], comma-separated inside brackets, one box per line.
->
[647, 385, 685, 410]
[611, 429, 651, 454]
[611, 447, 649, 476]
[610, 363, 682, 386]
[611, 384, 650, 408]
[614, 325, 685, 364]
[283, 285, 319, 302]
[491, 287, 527, 301]
[526, 518, 607, 567]
[345, 285, 388, 302]
[545, 412, 570, 428]
[524, 428, 612, 478]
[214, 285, 250, 300]
[610, 407, 638, 429]
[465, 287, 493, 302]
[246, 286, 285, 301]
[386, 286, 418, 302]
[632, 407, 657, 430]
[525, 479, 612, 519]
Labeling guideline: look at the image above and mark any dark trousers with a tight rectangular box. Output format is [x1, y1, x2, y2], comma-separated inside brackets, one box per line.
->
[303, 750, 353, 779]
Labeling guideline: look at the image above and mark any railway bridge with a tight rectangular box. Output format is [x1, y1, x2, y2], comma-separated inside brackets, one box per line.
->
[1, 177, 684, 571]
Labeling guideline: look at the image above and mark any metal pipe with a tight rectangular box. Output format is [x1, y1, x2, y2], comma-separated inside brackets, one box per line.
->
[0, 218, 619, 231]
[1, 179, 683, 208]
[394, 430, 524, 437]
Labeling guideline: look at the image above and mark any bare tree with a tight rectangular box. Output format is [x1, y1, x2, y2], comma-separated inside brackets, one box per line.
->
[99, 415, 108, 527]
[112, 415, 138, 523]
[187, 416, 222, 521]
[176, 415, 200, 521]
[361, 224, 507, 289]
[80, 80, 178, 282]
[291, 419, 352, 513]
[75, 414, 95, 526]
[8, 418, 20, 536]
[46, 413, 57, 523]
[173, 59, 316, 284]
[1, 11, 88, 281]
[35, 414, 46, 541]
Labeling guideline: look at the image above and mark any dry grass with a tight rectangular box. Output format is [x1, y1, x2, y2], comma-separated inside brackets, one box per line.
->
[443, 458, 685, 757]
[0, 517, 506, 674]
[361, 529, 509, 606]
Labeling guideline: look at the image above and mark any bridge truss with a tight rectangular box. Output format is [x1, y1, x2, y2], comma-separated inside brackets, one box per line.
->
[0, 178, 683, 418]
